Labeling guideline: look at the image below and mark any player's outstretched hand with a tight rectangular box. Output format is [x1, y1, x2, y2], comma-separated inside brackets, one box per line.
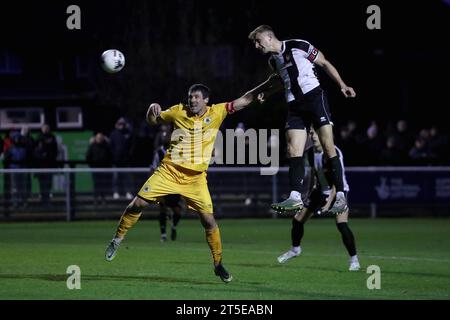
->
[149, 103, 162, 117]
[341, 86, 356, 98]
[257, 93, 265, 103]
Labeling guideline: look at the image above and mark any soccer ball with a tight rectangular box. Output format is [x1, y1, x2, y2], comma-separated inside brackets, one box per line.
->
[101, 49, 125, 73]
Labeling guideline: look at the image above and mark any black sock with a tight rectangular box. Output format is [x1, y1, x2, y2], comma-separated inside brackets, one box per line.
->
[172, 212, 181, 228]
[336, 222, 356, 256]
[291, 219, 304, 247]
[159, 209, 167, 235]
[329, 156, 344, 192]
[288, 157, 304, 192]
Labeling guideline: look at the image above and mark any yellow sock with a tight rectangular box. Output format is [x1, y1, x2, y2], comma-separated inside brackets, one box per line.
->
[205, 227, 223, 265]
[115, 211, 142, 239]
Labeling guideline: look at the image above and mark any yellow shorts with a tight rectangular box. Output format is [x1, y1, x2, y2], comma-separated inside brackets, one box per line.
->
[137, 161, 213, 214]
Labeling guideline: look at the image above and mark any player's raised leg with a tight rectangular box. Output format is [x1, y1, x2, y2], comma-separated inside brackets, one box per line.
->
[271, 129, 307, 213]
[105, 196, 149, 261]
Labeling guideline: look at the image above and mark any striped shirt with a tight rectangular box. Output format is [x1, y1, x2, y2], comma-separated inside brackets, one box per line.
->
[269, 39, 320, 102]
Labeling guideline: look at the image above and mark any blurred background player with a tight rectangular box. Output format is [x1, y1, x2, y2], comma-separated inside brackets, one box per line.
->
[248, 25, 356, 215]
[150, 124, 185, 242]
[277, 129, 360, 271]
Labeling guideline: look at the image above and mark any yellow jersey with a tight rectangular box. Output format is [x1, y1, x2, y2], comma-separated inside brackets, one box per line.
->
[158, 102, 229, 172]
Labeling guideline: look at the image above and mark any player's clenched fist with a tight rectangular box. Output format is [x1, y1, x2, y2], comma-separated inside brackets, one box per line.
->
[148, 103, 162, 117]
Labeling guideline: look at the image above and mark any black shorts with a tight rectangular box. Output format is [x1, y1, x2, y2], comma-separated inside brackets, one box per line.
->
[162, 194, 183, 207]
[305, 189, 348, 214]
[285, 86, 333, 131]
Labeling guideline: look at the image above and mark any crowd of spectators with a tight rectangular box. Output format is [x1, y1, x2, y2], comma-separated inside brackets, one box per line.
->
[335, 120, 449, 166]
[1, 124, 58, 208]
[1, 117, 449, 206]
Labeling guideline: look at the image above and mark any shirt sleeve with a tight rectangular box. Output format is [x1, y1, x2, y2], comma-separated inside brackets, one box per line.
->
[158, 104, 180, 123]
[302, 41, 319, 63]
[212, 103, 230, 122]
[305, 44, 319, 63]
[291, 40, 319, 63]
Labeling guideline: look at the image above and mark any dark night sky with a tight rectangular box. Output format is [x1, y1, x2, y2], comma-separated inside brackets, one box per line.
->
[0, 1, 449, 132]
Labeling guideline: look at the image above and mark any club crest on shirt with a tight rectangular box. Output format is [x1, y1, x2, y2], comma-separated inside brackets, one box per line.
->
[204, 117, 212, 125]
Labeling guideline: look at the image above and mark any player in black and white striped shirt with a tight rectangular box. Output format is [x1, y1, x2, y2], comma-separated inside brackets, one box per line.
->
[248, 25, 356, 215]
[277, 129, 360, 271]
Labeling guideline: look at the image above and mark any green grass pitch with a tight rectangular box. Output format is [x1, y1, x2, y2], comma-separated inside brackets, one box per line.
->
[0, 218, 449, 300]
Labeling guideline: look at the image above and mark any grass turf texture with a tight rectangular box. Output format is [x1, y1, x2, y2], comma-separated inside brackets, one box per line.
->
[0, 218, 449, 300]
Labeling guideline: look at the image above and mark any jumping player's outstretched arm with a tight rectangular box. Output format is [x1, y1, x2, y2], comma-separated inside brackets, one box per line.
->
[229, 92, 254, 112]
[146, 103, 163, 126]
[314, 51, 356, 98]
[230, 73, 282, 112]
[250, 73, 282, 96]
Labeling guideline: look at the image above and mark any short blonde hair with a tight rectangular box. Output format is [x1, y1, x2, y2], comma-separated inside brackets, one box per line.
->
[248, 25, 275, 40]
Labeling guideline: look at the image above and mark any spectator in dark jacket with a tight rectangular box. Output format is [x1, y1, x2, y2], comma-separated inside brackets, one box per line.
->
[109, 117, 135, 200]
[362, 121, 385, 165]
[34, 124, 58, 205]
[1, 130, 15, 211]
[379, 135, 407, 166]
[20, 126, 35, 203]
[86, 132, 113, 204]
[4, 132, 30, 208]
[428, 126, 448, 164]
[409, 137, 433, 165]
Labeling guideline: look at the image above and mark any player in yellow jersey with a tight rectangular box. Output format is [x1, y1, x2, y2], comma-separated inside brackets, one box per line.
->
[105, 83, 270, 283]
